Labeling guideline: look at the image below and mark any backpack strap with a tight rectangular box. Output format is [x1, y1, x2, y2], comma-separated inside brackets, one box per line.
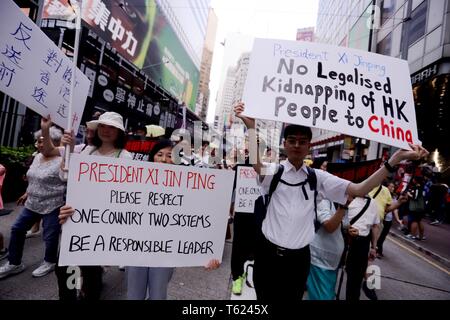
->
[372, 185, 383, 199]
[266, 164, 284, 206]
[306, 166, 317, 191]
[307, 167, 319, 231]
[350, 196, 371, 225]
[116, 149, 122, 158]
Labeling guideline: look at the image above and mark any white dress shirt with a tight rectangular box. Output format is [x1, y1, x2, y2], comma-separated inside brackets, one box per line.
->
[347, 197, 380, 237]
[258, 160, 350, 249]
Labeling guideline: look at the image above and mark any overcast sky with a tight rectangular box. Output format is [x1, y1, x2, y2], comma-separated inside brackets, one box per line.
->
[206, 0, 320, 123]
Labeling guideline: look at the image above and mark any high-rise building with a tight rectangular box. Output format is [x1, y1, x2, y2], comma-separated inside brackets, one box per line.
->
[196, 8, 218, 121]
[214, 68, 236, 132]
[232, 53, 251, 107]
[215, 52, 281, 151]
[315, 0, 450, 170]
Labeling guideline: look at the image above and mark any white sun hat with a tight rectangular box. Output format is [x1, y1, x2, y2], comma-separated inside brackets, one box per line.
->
[87, 112, 125, 132]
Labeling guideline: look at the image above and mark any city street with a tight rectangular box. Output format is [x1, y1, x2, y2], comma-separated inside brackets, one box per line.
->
[1, 204, 449, 300]
[1, 0, 449, 310]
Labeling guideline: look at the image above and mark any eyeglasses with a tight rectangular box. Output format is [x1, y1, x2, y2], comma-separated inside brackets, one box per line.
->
[285, 137, 309, 146]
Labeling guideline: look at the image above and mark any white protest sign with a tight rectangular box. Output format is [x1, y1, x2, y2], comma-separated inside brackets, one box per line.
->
[59, 154, 235, 267]
[234, 166, 260, 213]
[242, 38, 419, 150]
[0, 0, 89, 133]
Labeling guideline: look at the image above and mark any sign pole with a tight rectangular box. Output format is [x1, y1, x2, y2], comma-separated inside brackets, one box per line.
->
[65, 0, 82, 172]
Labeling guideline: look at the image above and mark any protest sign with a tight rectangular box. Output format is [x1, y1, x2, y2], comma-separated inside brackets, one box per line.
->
[59, 154, 235, 267]
[234, 166, 260, 213]
[242, 38, 419, 150]
[0, 0, 89, 133]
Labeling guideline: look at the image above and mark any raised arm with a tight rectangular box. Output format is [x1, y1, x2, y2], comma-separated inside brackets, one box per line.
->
[385, 193, 408, 212]
[40, 116, 61, 157]
[233, 102, 265, 175]
[322, 206, 346, 233]
[346, 144, 429, 197]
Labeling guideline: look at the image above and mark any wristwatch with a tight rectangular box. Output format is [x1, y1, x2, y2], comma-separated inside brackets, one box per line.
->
[384, 161, 396, 173]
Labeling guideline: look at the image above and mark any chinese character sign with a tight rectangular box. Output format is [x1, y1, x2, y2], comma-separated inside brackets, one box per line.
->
[0, 0, 89, 133]
[59, 154, 235, 267]
[242, 39, 420, 150]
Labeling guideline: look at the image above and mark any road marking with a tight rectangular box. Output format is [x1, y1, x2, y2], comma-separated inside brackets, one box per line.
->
[388, 236, 450, 276]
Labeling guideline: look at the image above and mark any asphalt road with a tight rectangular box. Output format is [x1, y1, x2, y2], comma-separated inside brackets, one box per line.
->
[1, 205, 449, 300]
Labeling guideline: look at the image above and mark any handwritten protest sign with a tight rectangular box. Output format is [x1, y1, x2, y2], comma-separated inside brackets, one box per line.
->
[0, 0, 89, 133]
[59, 154, 235, 267]
[234, 166, 260, 213]
[242, 38, 419, 150]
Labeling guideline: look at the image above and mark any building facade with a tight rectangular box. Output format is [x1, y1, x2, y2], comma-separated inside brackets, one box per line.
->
[0, 0, 212, 147]
[214, 52, 282, 153]
[196, 8, 218, 122]
[315, 0, 450, 170]
[214, 68, 236, 132]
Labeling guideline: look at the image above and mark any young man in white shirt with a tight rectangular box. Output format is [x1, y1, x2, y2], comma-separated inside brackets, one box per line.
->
[234, 102, 428, 300]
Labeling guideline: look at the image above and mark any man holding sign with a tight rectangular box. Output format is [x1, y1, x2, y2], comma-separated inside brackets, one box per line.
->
[234, 101, 428, 300]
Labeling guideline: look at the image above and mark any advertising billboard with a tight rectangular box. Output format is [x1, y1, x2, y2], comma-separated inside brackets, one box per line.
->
[42, 0, 200, 111]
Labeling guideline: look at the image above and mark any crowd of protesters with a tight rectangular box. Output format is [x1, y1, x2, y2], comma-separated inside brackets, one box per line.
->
[0, 100, 447, 302]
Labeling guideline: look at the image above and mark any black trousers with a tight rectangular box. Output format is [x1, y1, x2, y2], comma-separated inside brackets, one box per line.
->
[253, 235, 310, 300]
[376, 220, 392, 255]
[56, 265, 103, 300]
[230, 212, 257, 280]
[345, 235, 370, 301]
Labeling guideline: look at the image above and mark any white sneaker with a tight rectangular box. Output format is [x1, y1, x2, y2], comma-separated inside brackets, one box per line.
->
[32, 261, 55, 278]
[0, 262, 26, 279]
[26, 230, 42, 239]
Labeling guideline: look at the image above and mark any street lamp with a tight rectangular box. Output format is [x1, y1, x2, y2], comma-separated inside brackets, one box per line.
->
[141, 58, 170, 90]
[141, 58, 170, 71]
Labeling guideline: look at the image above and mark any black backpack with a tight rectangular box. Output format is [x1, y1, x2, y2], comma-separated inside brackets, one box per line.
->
[253, 164, 319, 232]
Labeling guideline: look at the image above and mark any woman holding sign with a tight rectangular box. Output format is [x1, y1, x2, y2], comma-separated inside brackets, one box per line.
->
[0, 127, 64, 280]
[126, 139, 220, 300]
[57, 112, 132, 300]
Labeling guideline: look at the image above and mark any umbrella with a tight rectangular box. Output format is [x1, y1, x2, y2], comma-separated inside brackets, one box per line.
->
[146, 125, 165, 138]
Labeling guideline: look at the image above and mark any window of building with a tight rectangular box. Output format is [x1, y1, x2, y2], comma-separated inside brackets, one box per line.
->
[380, 0, 396, 25]
[377, 32, 392, 55]
[408, 0, 428, 46]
